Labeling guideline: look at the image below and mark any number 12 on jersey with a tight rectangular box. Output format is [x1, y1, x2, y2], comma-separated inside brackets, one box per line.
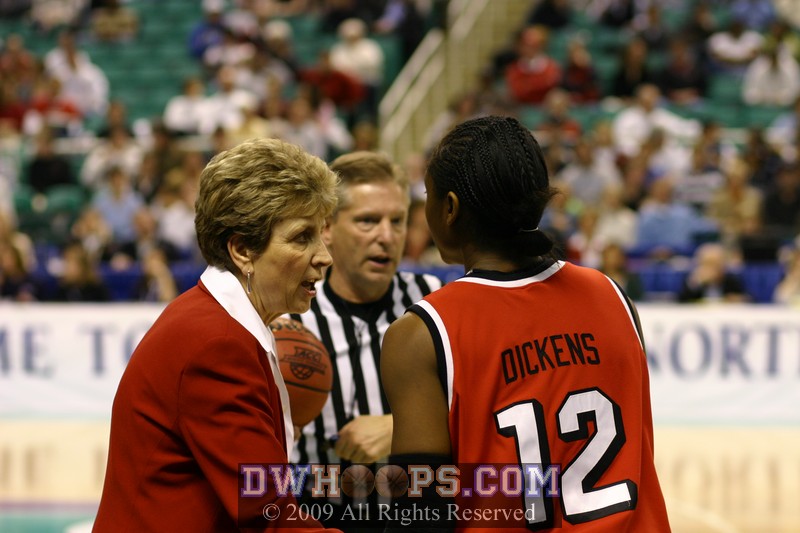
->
[495, 387, 637, 529]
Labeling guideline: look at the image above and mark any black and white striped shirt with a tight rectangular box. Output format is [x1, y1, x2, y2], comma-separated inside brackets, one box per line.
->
[290, 268, 442, 464]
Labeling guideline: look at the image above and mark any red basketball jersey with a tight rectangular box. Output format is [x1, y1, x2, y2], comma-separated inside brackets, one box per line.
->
[410, 260, 671, 532]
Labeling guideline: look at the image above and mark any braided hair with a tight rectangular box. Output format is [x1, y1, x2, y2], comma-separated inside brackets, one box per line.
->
[427, 115, 556, 261]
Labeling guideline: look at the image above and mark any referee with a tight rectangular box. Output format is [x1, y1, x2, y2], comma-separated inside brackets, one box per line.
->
[290, 151, 441, 529]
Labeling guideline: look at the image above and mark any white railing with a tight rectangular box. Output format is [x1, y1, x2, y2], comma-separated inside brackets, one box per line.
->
[378, 0, 531, 164]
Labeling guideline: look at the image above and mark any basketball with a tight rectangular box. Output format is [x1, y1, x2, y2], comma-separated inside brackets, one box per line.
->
[269, 317, 333, 427]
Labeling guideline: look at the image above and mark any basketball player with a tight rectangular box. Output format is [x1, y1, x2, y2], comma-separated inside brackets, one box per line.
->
[381, 116, 671, 531]
[291, 150, 442, 466]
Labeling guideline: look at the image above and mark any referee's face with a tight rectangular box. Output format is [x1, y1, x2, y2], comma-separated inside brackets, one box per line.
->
[324, 181, 409, 303]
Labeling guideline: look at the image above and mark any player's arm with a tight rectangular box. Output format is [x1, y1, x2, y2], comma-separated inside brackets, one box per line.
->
[381, 312, 451, 456]
[380, 312, 453, 532]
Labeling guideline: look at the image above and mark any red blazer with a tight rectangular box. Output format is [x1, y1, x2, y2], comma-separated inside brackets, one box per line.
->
[93, 281, 329, 532]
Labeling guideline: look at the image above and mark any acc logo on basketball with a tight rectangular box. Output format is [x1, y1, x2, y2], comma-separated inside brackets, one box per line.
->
[281, 347, 327, 381]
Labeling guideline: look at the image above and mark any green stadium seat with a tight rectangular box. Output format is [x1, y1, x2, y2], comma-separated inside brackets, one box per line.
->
[707, 74, 743, 105]
[746, 105, 786, 129]
[46, 184, 88, 213]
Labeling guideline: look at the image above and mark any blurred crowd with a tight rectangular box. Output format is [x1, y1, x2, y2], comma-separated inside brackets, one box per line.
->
[1, 0, 800, 306]
[424, 0, 800, 305]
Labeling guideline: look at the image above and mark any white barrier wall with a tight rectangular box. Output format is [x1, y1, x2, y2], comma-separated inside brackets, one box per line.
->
[2, 303, 799, 422]
[1, 303, 799, 531]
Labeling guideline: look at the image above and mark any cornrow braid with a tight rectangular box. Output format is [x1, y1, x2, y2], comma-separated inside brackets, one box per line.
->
[427, 115, 557, 261]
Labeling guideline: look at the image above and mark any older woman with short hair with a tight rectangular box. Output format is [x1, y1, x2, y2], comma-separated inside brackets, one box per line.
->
[94, 138, 340, 532]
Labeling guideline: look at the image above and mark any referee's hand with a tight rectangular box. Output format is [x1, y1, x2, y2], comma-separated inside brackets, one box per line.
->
[333, 414, 392, 464]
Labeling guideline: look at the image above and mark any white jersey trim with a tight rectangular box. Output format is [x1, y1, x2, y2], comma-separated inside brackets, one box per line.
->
[416, 299, 454, 411]
[603, 274, 644, 350]
[456, 260, 565, 288]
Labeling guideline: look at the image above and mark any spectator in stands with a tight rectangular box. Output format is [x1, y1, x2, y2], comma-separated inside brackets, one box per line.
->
[22, 76, 83, 137]
[560, 37, 601, 103]
[70, 206, 113, 264]
[45, 37, 109, 121]
[257, 0, 310, 17]
[764, 18, 800, 62]
[598, 241, 644, 301]
[402, 151, 427, 202]
[236, 46, 294, 101]
[261, 19, 300, 77]
[299, 49, 366, 124]
[527, 0, 572, 29]
[25, 129, 75, 194]
[0, 79, 29, 133]
[403, 198, 442, 267]
[151, 167, 200, 260]
[0, 34, 38, 94]
[678, 242, 749, 303]
[638, 128, 694, 181]
[742, 43, 800, 106]
[610, 36, 656, 100]
[330, 17, 385, 120]
[635, 175, 715, 258]
[612, 83, 701, 159]
[280, 93, 353, 160]
[102, 206, 181, 270]
[202, 26, 256, 77]
[30, 0, 85, 35]
[134, 247, 179, 302]
[707, 17, 764, 76]
[658, 38, 708, 106]
[94, 99, 133, 138]
[539, 181, 579, 253]
[595, 182, 639, 250]
[219, 0, 263, 40]
[80, 125, 143, 190]
[225, 98, 274, 147]
[566, 206, 606, 267]
[0, 238, 40, 301]
[774, 243, 800, 305]
[588, 119, 620, 171]
[351, 119, 379, 151]
[89, 0, 139, 43]
[535, 88, 582, 142]
[504, 25, 561, 105]
[744, 127, 784, 189]
[196, 64, 258, 136]
[0, 210, 35, 268]
[555, 136, 622, 205]
[672, 141, 726, 212]
[51, 239, 111, 302]
[373, 0, 426, 63]
[706, 156, 763, 247]
[163, 77, 207, 136]
[44, 29, 89, 76]
[137, 122, 183, 202]
[591, 0, 636, 28]
[188, 0, 227, 61]
[730, 0, 776, 32]
[679, 0, 717, 67]
[632, 3, 669, 52]
[92, 165, 145, 245]
[762, 163, 800, 240]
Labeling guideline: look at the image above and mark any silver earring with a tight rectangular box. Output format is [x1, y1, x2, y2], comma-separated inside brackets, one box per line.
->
[246, 270, 252, 294]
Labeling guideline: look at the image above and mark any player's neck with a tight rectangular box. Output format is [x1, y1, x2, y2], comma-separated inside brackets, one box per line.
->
[462, 249, 525, 275]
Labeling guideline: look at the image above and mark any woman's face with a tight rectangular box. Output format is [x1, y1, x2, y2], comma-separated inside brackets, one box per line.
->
[249, 215, 332, 323]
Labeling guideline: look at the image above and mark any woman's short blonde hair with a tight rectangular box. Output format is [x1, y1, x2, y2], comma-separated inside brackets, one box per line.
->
[195, 138, 339, 272]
